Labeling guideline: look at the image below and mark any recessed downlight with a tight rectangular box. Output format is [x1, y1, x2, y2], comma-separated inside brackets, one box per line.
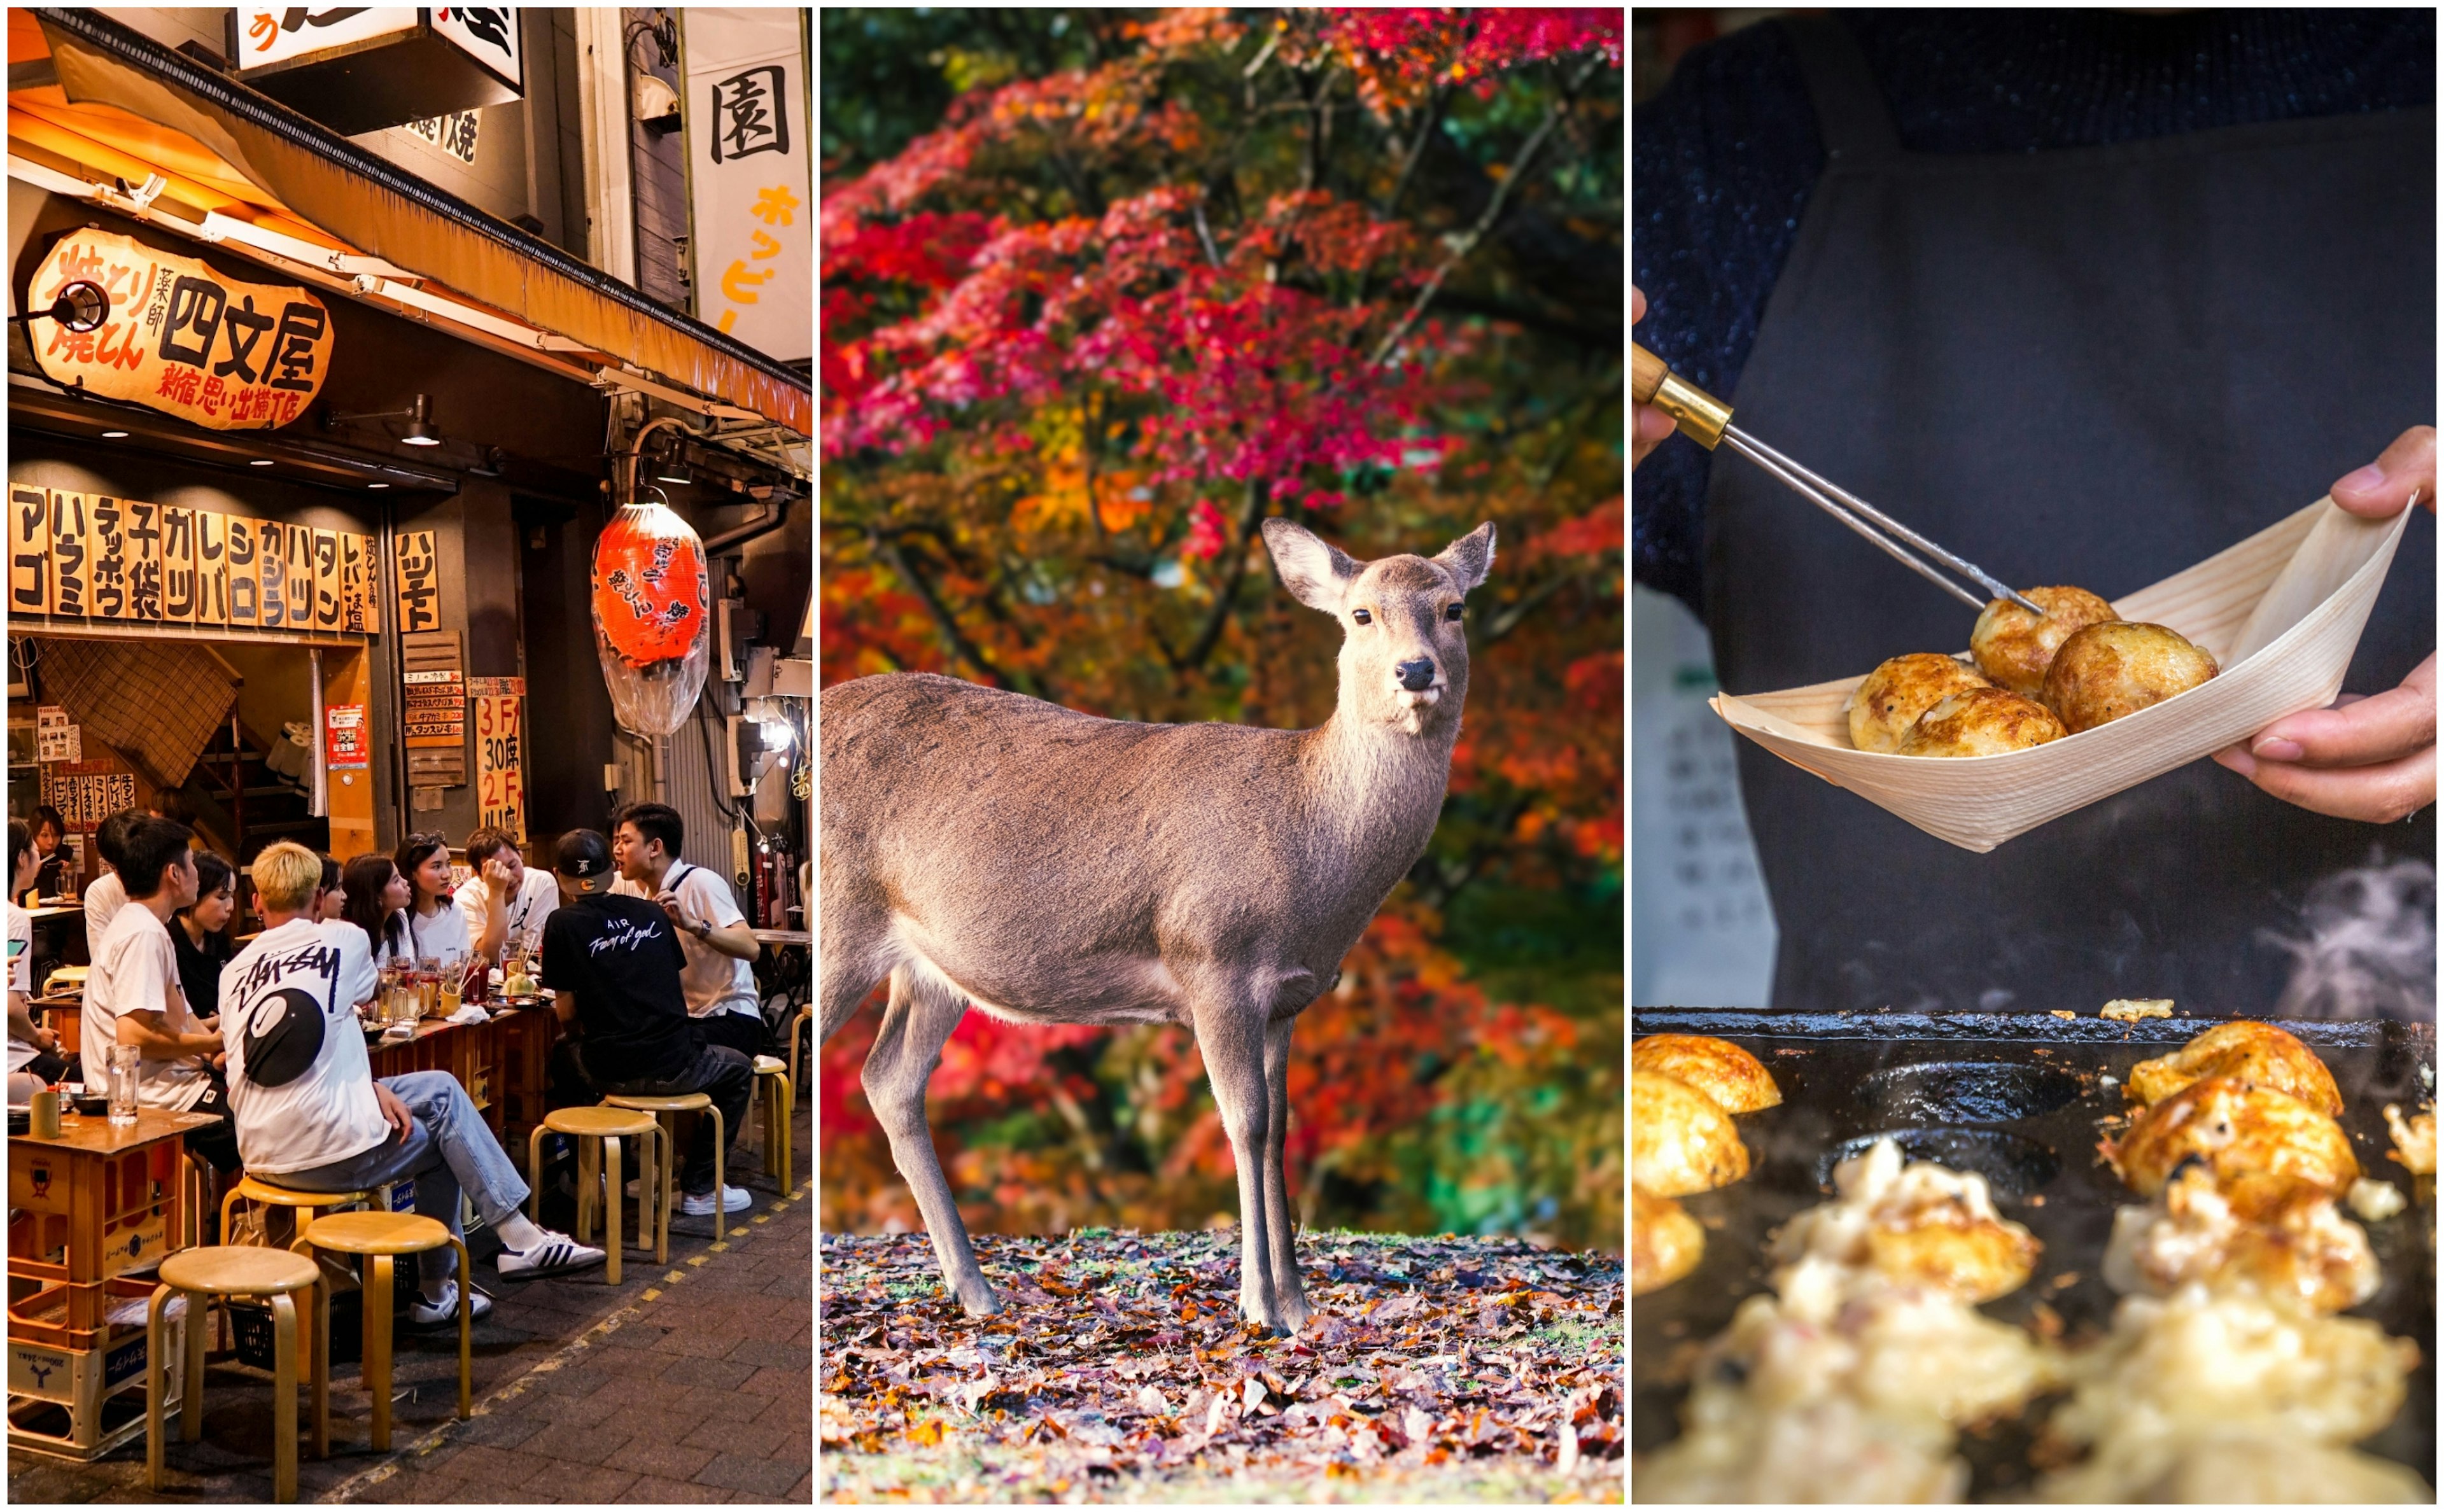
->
[249, 458, 274, 466]
[99, 430, 129, 438]
[367, 482, 390, 489]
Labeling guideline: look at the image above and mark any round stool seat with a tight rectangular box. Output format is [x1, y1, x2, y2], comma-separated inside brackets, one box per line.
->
[601, 1092, 709, 1115]
[303, 1210, 453, 1257]
[158, 1245, 319, 1296]
[230, 1175, 378, 1209]
[752, 1055, 783, 1074]
[552, 1105, 663, 1136]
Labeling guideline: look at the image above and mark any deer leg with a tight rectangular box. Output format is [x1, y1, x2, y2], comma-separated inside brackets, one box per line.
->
[1193, 1002, 1282, 1333]
[1261, 1014, 1310, 1330]
[861, 969, 999, 1315]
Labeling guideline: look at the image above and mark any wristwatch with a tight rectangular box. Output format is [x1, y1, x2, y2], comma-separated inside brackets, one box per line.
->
[691, 920, 711, 940]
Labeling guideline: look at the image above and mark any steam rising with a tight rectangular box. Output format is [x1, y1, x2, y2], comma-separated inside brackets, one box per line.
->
[2260, 855, 2437, 1022]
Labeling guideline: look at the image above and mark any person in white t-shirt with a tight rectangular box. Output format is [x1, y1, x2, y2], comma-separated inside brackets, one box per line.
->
[392, 834, 509, 975]
[610, 804, 763, 1059]
[228, 843, 603, 1320]
[83, 816, 239, 1171]
[78, 807, 145, 945]
[456, 829, 556, 959]
[8, 820, 67, 1082]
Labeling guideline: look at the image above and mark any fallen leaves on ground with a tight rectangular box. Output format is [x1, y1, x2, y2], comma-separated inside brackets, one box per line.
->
[819, 1228, 1625, 1504]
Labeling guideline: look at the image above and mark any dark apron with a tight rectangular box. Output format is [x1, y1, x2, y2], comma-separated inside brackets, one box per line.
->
[1707, 16, 2437, 1016]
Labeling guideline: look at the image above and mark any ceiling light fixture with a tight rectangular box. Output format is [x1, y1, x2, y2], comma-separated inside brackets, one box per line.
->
[100, 429, 129, 438]
[249, 458, 274, 466]
[367, 482, 390, 489]
[324, 391, 445, 448]
[654, 439, 694, 486]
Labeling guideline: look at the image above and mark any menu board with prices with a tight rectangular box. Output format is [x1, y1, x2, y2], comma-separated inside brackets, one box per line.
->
[401, 629, 467, 788]
[43, 763, 139, 830]
[6, 487, 376, 636]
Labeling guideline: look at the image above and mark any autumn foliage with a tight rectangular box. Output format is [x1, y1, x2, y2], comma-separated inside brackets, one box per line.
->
[821, 8, 1624, 1251]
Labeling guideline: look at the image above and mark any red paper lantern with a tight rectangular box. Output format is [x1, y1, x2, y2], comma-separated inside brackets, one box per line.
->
[590, 501, 712, 737]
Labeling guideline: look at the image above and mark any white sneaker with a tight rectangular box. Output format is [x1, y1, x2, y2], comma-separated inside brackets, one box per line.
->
[680, 1184, 750, 1215]
[409, 1281, 494, 1327]
[495, 1231, 607, 1279]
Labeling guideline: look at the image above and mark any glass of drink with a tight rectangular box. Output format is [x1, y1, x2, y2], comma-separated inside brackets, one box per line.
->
[418, 956, 441, 1017]
[106, 1044, 140, 1126]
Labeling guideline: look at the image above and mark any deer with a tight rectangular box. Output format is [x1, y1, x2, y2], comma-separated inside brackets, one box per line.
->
[818, 517, 1495, 1333]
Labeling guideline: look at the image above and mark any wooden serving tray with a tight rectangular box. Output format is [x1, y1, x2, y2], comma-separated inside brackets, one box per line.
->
[1712, 497, 2413, 851]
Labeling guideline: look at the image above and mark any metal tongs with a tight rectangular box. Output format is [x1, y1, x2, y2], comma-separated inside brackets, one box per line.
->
[1634, 343, 2045, 617]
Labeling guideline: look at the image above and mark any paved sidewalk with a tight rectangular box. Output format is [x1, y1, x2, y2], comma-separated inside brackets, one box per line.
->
[7, 1094, 811, 1504]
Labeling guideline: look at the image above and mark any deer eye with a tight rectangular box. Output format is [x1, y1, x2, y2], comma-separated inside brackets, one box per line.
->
[1443, 603, 1464, 622]
[1351, 608, 1372, 625]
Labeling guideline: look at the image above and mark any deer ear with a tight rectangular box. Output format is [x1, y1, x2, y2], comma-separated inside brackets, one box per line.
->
[1262, 518, 1361, 612]
[1435, 522, 1496, 594]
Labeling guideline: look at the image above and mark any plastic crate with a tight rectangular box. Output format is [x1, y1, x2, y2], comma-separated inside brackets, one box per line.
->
[230, 1289, 360, 1369]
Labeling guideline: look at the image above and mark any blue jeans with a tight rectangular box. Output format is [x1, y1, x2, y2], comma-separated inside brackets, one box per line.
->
[277, 1071, 533, 1282]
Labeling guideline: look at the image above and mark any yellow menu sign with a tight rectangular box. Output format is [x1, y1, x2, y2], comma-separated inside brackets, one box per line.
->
[25, 228, 334, 431]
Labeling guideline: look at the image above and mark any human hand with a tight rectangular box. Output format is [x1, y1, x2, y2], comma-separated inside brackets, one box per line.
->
[483, 857, 516, 899]
[2212, 428, 2436, 822]
[1633, 285, 1675, 470]
[374, 1081, 414, 1141]
[32, 1026, 56, 1052]
[655, 890, 690, 932]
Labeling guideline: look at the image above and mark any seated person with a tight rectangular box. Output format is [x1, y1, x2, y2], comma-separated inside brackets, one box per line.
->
[544, 830, 752, 1217]
[82, 816, 237, 1172]
[29, 804, 71, 900]
[224, 843, 603, 1323]
[610, 802, 764, 1059]
[172, 851, 237, 1030]
[315, 853, 346, 924]
[8, 820, 69, 1084]
[80, 806, 144, 942]
[458, 828, 557, 960]
[391, 832, 510, 971]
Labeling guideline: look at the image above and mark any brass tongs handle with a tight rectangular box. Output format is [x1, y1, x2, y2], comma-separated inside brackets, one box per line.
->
[1632, 342, 1732, 451]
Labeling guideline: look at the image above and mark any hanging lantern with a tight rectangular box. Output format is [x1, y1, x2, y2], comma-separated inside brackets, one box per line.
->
[590, 497, 711, 737]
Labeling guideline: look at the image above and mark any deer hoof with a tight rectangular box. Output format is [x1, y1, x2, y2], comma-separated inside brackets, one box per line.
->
[959, 1288, 1002, 1318]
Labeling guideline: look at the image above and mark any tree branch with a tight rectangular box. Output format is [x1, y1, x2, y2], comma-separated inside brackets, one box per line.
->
[1482, 567, 1590, 647]
[1168, 475, 1270, 678]
[1368, 53, 1604, 370]
[1380, 85, 1447, 222]
[873, 527, 1009, 689]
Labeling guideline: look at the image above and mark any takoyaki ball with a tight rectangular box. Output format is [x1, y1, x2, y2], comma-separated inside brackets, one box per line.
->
[1846, 654, 1992, 753]
[1633, 1068, 1752, 1197]
[1633, 1184, 1707, 1296]
[2042, 620, 2219, 733]
[2109, 1075, 2359, 1198]
[1970, 585, 2117, 696]
[2125, 1019, 2343, 1117]
[1632, 1033, 1784, 1113]
[1895, 688, 2068, 757]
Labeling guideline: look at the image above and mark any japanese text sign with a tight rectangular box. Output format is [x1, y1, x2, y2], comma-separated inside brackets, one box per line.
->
[682, 9, 810, 364]
[238, 6, 418, 68]
[472, 684, 526, 842]
[26, 230, 334, 431]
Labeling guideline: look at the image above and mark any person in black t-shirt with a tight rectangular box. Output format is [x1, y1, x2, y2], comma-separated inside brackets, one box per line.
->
[541, 830, 752, 1218]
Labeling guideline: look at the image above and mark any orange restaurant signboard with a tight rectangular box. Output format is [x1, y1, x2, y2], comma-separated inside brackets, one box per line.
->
[26, 229, 335, 431]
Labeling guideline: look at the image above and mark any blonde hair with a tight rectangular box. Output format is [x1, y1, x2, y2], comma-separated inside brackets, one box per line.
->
[251, 840, 324, 912]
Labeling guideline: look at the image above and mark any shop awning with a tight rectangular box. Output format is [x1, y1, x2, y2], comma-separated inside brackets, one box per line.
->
[9, 9, 811, 444]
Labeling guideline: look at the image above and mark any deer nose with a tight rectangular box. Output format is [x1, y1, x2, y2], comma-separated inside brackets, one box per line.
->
[1394, 657, 1438, 692]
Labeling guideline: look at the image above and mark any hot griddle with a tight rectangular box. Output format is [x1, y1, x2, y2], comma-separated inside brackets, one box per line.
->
[1631, 1009, 2437, 1497]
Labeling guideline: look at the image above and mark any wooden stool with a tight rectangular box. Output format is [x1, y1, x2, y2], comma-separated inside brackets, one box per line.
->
[301, 1211, 471, 1452]
[602, 1091, 728, 1255]
[220, 1174, 385, 1249]
[526, 1106, 661, 1281]
[147, 1245, 321, 1502]
[787, 1005, 812, 1093]
[751, 1055, 794, 1192]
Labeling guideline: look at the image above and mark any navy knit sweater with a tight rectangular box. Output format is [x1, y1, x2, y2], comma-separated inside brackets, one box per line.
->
[1631, 8, 2435, 616]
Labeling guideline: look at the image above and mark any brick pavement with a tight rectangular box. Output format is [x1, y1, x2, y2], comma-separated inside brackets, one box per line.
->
[7, 1094, 811, 1504]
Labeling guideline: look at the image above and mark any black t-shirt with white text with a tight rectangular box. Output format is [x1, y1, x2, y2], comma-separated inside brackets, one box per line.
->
[540, 892, 693, 1084]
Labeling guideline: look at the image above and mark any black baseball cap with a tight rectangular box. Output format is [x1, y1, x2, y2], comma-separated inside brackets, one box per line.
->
[554, 829, 614, 882]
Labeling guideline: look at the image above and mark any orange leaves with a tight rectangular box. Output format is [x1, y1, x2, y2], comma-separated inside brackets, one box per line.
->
[1528, 496, 1624, 561]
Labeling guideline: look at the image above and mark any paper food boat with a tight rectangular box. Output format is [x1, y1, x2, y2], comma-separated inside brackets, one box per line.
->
[1710, 497, 2415, 853]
